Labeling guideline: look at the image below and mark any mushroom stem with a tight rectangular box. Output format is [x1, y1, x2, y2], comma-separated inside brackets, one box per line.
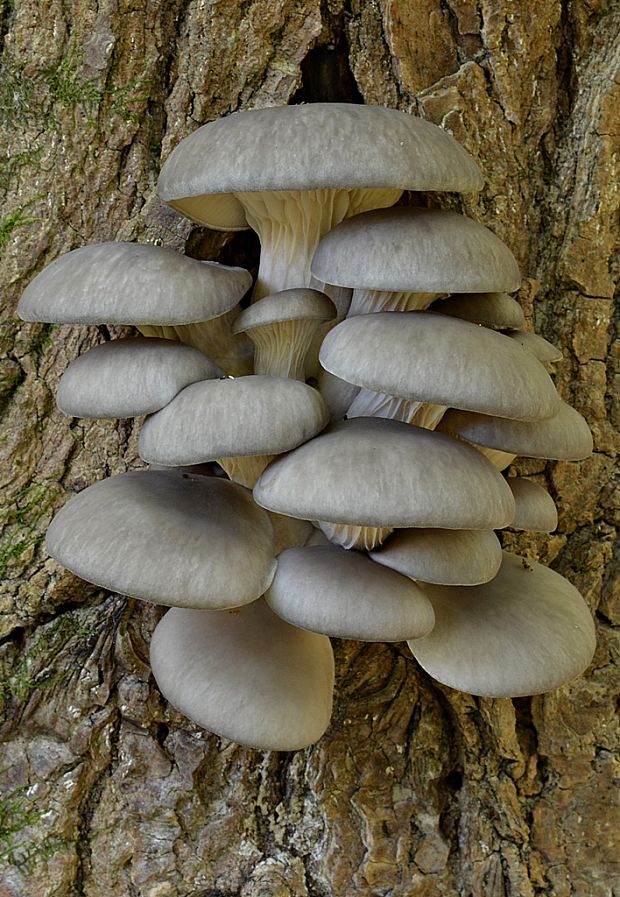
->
[235, 188, 402, 301]
[138, 308, 253, 376]
[249, 319, 325, 380]
[347, 289, 441, 317]
[346, 389, 447, 429]
[218, 453, 276, 489]
[317, 521, 394, 551]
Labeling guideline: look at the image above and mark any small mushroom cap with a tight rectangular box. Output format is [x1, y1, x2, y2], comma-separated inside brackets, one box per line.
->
[320, 312, 561, 421]
[370, 528, 503, 586]
[265, 545, 435, 641]
[315, 368, 360, 422]
[150, 600, 335, 751]
[408, 552, 596, 697]
[311, 208, 520, 293]
[57, 337, 223, 419]
[18, 243, 252, 325]
[504, 330, 563, 365]
[437, 401, 593, 460]
[432, 292, 526, 330]
[139, 376, 329, 465]
[46, 470, 276, 610]
[233, 289, 336, 332]
[506, 478, 558, 532]
[253, 417, 515, 530]
[158, 104, 484, 229]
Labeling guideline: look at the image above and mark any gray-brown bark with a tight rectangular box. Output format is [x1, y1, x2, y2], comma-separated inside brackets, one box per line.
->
[0, 1, 618, 895]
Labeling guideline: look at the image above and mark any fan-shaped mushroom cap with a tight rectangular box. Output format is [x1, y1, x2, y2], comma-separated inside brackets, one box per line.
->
[432, 292, 526, 330]
[311, 208, 520, 294]
[408, 553, 596, 697]
[370, 528, 502, 586]
[437, 401, 593, 460]
[320, 312, 561, 421]
[265, 545, 435, 641]
[158, 104, 484, 230]
[139, 375, 329, 466]
[18, 242, 252, 325]
[504, 330, 563, 366]
[150, 600, 335, 751]
[46, 470, 276, 610]
[506, 478, 558, 532]
[253, 417, 515, 530]
[57, 337, 222, 419]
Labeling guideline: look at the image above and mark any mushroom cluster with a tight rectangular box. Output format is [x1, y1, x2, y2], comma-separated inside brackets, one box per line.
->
[19, 103, 596, 751]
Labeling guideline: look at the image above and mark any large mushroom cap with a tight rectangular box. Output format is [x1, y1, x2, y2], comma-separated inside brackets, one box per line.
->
[150, 600, 335, 751]
[57, 337, 222, 419]
[253, 417, 515, 530]
[437, 401, 593, 460]
[311, 208, 521, 294]
[408, 553, 596, 697]
[46, 470, 276, 610]
[265, 545, 435, 641]
[319, 312, 561, 421]
[18, 242, 252, 325]
[139, 375, 329, 466]
[370, 528, 503, 586]
[158, 104, 484, 230]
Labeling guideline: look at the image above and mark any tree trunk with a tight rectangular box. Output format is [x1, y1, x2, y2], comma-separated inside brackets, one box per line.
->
[0, 2, 618, 895]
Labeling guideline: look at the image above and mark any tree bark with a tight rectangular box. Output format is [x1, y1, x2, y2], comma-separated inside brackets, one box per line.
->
[0, 2, 618, 895]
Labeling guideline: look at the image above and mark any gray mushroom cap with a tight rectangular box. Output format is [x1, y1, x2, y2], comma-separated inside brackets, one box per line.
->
[432, 292, 527, 330]
[46, 470, 276, 610]
[158, 104, 484, 230]
[408, 552, 596, 697]
[139, 376, 329, 466]
[18, 242, 252, 325]
[370, 528, 503, 586]
[319, 312, 561, 421]
[504, 330, 563, 365]
[311, 208, 521, 294]
[437, 401, 593, 460]
[150, 600, 335, 751]
[233, 289, 336, 331]
[265, 545, 435, 641]
[57, 337, 223, 419]
[253, 417, 515, 529]
[507, 478, 558, 532]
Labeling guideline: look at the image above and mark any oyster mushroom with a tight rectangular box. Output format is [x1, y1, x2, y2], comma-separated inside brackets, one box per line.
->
[46, 470, 276, 610]
[158, 104, 483, 303]
[56, 337, 222, 419]
[233, 289, 335, 380]
[17, 242, 253, 375]
[139, 375, 329, 488]
[150, 599, 335, 751]
[370, 528, 503, 586]
[253, 417, 515, 551]
[408, 553, 596, 697]
[265, 544, 435, 642]
[311, 207, 521, 317]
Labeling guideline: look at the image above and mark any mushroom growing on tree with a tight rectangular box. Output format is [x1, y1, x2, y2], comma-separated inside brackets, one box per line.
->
[17, 100, 597, 753]
[157, 103, 484, 304]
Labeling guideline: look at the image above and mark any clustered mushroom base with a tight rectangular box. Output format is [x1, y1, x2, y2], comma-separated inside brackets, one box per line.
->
[19, 103, 597, 752]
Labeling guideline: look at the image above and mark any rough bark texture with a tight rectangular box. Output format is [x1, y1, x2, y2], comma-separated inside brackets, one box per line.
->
[0, 1, 618, 895]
